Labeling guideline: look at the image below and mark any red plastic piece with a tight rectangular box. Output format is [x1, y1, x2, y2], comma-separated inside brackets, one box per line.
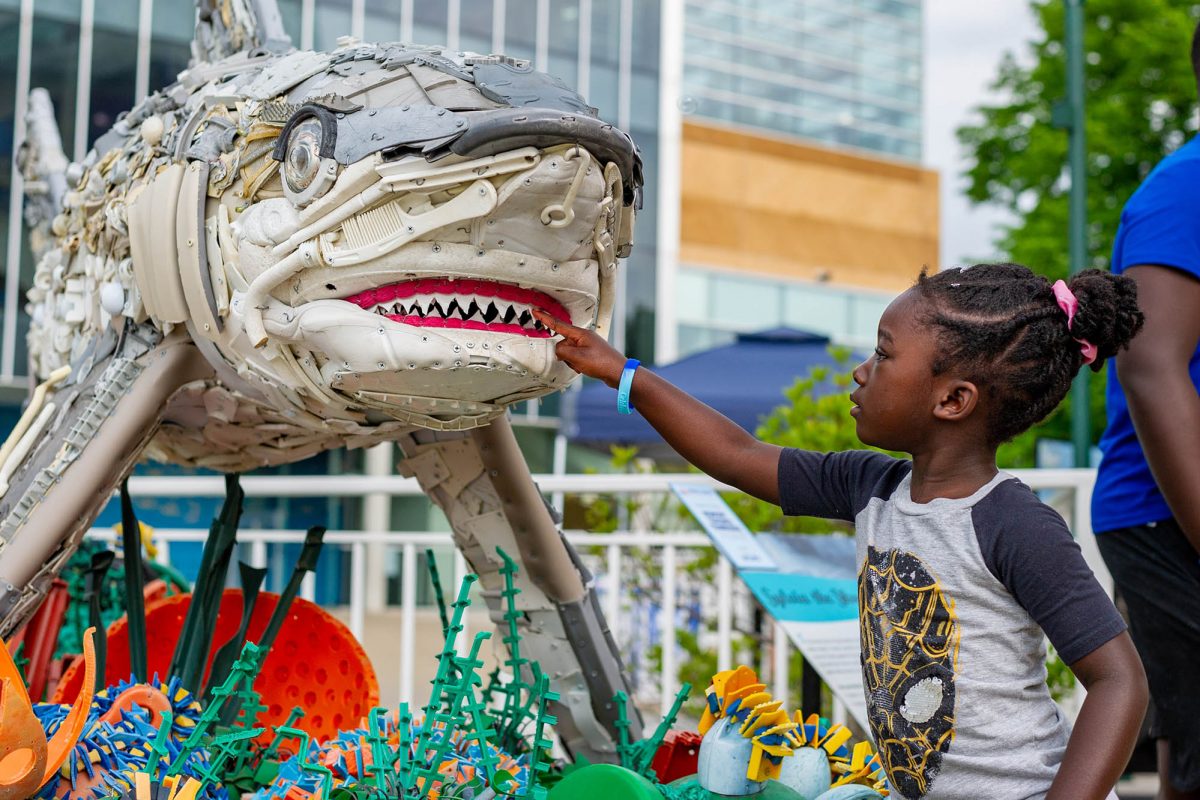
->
[18, 579, 69, 703]
[52, 589, 378, 744]
[650, 730, 704, 784]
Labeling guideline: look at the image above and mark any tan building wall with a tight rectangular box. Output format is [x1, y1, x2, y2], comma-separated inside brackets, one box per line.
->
[680, 121, 940, 293]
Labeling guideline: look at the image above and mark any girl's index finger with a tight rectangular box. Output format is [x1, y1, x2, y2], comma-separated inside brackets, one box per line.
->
[532, 309, 586, 342]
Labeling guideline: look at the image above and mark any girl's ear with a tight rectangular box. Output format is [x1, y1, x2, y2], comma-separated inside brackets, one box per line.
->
[933, 379, 980, 422]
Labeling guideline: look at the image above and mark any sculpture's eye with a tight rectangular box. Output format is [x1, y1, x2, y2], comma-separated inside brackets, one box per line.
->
[284, 119, 323, 193]
[279, 116, 337, 206]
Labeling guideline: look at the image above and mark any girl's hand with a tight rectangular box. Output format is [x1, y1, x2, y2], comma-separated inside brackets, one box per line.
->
[533, 310, 784, 504]
[532, 310, 628, 387]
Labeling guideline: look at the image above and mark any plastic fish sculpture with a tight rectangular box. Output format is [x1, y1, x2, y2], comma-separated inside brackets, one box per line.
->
[0, 0, 643, 761]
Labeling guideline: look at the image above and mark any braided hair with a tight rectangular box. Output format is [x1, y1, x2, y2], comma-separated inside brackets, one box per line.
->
[915, 263, 1145, 445]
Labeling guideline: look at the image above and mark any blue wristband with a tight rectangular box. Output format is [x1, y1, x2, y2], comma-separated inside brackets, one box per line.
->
[617, 358, 640, 415]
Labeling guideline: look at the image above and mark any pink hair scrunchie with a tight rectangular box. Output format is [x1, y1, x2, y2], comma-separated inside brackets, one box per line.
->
[1051, 279, 1098, 365]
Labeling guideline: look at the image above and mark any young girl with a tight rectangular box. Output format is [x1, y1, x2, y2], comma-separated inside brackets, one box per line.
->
[533, 263, 1150, 800]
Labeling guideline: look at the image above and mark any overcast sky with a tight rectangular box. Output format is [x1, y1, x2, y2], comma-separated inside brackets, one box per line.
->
[923, 0, 1039, 266]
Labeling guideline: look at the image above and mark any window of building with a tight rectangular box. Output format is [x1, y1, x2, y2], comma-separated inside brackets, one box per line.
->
[677, 266, 897, 357]
[683, 0, 922, 161]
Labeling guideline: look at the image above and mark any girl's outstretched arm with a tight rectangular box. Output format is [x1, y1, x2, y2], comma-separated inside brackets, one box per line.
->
[533, 310, 783, 503]
[1047, 632, 1148, 800]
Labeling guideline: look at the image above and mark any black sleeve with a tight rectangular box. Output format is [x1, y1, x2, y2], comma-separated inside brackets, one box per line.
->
[972, 480, 1127, 664]
[777, 449, 911, 522]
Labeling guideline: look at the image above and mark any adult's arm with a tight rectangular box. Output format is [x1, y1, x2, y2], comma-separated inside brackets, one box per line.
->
[532, 310, 784, 503]
[1116, 265, 1200, 553]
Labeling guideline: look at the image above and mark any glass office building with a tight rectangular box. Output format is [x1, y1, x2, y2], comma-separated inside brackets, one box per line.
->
[0, 0, 663, 392]
[672, 0, 926, 357]
[682, 0, 922, 161]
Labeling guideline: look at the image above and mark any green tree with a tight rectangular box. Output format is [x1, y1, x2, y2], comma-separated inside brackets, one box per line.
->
[729, 348, 902, 533]
[957, 0, 1199, 462]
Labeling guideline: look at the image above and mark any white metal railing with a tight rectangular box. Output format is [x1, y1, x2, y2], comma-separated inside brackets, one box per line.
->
[88, 468, 1103, 719]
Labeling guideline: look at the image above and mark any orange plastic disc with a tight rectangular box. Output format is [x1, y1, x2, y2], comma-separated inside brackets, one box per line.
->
[53, 590, 378, 744]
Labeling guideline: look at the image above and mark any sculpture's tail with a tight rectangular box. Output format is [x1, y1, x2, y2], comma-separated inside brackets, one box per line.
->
[192, 0, 293, 64]
[17, 89, 70, 264]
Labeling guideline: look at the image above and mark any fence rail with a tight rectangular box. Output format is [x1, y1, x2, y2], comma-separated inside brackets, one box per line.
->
[88, 468, 1103, 721]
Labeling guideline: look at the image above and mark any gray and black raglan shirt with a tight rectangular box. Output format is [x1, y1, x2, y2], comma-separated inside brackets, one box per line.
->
[779, 450, 1126, 800]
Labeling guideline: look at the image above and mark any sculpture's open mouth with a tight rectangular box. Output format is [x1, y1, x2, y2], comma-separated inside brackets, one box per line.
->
[340, 278, 570, 338]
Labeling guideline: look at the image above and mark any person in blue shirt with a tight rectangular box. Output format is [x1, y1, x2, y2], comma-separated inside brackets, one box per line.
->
[1092, 20, 1200, 800]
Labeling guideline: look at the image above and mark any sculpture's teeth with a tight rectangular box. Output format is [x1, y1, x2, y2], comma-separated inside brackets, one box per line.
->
[349, 281, 568, 340]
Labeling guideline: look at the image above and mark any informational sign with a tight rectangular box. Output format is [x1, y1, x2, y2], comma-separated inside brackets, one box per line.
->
[741, 566, 868, 731]
[670, 483, 777, 572]
[674, 482, 869, 730]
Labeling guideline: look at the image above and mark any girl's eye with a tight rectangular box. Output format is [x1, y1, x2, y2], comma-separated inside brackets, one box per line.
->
[874, 347, 887, 360]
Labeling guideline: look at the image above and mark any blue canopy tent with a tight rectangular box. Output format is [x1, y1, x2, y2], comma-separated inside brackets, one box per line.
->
[563, 328, 854, 454]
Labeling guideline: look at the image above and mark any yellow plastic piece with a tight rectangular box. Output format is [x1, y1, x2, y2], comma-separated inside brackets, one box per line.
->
[700, 666, 762, 734]
[747, 744, 780, 783]
[163, 775, 203, 800]
[114, 520, 158, 559]
[739, 700, 786, 737]
[831, 741, 889, 791]
[818, 724, 854, 756]
[733, 690, 772, 717]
